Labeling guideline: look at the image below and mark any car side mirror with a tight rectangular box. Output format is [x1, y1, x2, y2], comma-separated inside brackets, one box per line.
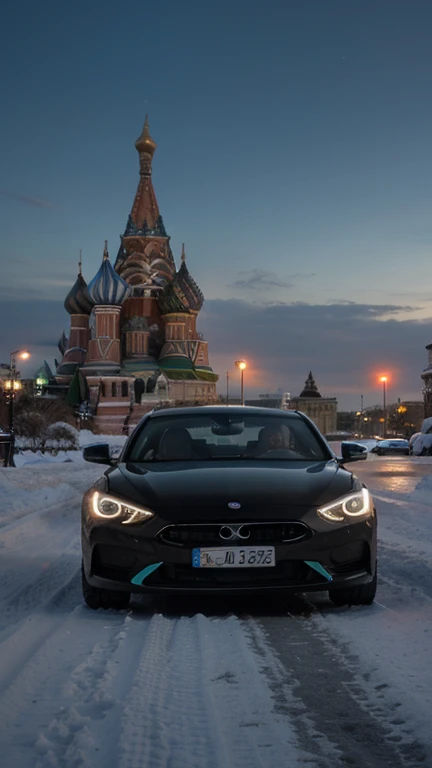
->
[83, 443, 114, 465]
[339, 441, 368, 463]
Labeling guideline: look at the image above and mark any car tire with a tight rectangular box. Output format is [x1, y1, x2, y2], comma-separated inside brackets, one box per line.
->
[329, 566, 377, 607]
[81, 563, 130, 610]
[376, 450, 383, 456]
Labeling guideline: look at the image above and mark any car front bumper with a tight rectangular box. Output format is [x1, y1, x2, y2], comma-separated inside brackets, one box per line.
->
[82, 515, 377, 596]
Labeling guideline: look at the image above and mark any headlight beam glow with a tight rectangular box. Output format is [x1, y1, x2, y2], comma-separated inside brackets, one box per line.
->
[317, 488, 372, 524]
[91, 492, 154, 524]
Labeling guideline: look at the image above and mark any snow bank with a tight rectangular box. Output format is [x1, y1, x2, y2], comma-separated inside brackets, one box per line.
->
[13, 432, 128, 468]
[0, 463, 103, 527]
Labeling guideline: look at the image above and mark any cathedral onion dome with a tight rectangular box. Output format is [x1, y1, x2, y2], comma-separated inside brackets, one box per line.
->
[64, 273, 94, 315]
[135, 115, 156, 157]
[158, 258, 204, 315]
[88, 242, 132, 306]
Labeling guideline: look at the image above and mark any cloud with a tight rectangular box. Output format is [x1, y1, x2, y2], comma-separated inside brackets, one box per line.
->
[199, 299, 432, 409]
[230, 269, 316, 292]
[1, 296, 431, 412]
[231, 269, 294, 291]
[0, 299, 66, 360]
[2, 191, 55, 209]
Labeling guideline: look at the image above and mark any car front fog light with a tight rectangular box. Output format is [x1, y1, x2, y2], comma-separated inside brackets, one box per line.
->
[317, 488, 372, 524]
[91, 492, 154, 524]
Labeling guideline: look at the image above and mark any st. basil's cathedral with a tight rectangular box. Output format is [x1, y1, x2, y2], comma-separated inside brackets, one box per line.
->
[55, 117, 218, 434]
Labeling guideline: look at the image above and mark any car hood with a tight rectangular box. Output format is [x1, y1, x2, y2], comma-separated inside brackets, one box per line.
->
[109, 460, 356, 520]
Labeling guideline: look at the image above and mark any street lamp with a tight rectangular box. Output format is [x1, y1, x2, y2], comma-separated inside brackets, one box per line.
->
[379, 376, 388, 438]
[235, 360, 247, 406]
[3, 350, 30, 466]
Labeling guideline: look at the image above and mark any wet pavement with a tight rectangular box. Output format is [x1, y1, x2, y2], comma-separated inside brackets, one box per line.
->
[351, 454, 432, 495]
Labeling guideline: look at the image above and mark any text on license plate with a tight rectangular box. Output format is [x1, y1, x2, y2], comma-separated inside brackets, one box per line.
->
[192, 546, 275, 568]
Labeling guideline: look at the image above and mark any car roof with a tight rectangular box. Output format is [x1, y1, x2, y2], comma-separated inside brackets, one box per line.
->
[148, 405, 305, 420]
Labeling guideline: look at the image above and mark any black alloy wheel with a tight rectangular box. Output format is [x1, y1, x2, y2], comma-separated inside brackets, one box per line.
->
[81, 562, 130, 610]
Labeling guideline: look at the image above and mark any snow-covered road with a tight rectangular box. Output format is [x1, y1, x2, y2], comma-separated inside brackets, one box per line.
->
[0, 456, 431, 767]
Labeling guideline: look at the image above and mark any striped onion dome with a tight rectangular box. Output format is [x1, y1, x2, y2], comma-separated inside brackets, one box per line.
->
[158, 261, 204, 315]
[64, 273, 94, 315]
[88, 243, 132, 306]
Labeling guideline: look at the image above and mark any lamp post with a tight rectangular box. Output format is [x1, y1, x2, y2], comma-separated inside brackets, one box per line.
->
[379, 376, 388, 438]
[3, 350, 30, 466]
[235, 360, 247, 405]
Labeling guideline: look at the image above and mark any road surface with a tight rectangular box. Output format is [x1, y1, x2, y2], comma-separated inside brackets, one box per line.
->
[0, 455, 431, 768]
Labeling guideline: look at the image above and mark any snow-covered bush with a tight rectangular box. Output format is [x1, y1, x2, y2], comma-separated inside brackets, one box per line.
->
[45, 422, 79, 452]
[14, 411, 49, 452]
[13, 395, 77, 453]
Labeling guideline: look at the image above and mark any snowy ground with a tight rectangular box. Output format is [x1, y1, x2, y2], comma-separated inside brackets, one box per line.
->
[0, 452, 431, 767]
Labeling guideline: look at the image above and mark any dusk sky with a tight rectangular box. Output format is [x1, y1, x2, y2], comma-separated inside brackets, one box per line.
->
[1, 0, 432, 409]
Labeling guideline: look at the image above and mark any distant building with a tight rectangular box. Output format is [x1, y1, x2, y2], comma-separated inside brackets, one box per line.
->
[391, 400, 424, 435]
[421, 342, 432, 418]
[285, 372, 337, 436]
[245, 392, 290, 409]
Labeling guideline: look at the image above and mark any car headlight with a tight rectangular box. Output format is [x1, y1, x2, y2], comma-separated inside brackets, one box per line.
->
[317, 488, 372, 523]
[91, 492, 154, 525]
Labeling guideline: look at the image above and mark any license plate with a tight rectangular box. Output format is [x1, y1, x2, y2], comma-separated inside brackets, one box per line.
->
[192, 546, 275, 568]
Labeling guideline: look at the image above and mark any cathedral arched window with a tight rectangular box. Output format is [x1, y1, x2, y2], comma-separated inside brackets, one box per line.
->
[121, 381, 128, 397]
[112, 382, 117, 398]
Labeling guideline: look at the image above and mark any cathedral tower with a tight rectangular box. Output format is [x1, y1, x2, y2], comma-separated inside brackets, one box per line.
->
[56, 118, 217, 433]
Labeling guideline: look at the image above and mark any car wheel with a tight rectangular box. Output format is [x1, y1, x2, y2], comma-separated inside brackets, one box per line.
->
[376, 450, 382, 456]
[81, 562, 130, 610]
[329, 567, 377, 607]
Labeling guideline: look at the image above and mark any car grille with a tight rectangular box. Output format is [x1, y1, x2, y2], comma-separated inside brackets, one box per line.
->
[159, 521, 312, 548]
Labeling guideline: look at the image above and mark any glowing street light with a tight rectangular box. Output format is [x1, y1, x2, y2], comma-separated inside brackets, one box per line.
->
[3, 350, 30, 467]
[235, 360, 247, 405]
[10, 349, 30, 370]
[379, 375, 388, 438]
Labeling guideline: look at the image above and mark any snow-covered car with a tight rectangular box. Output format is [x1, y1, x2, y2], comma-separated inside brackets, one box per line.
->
[409, 432, 422, 455]
[371, 439, 410, 456]
[81, 406, 377, 610]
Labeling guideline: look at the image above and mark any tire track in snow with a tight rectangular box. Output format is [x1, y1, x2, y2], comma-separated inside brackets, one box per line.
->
[257, 608, 429, 767]
[0, 512, 83, 641]
[117, 612, 302, 768]
[0, 596, 130, 768]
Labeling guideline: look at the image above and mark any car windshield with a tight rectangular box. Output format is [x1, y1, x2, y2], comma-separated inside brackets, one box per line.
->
[126, 413, 330, 462]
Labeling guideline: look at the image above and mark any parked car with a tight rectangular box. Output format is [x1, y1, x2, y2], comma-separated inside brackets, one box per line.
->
[81, 406, 376, 610]
[371, 439, 410, 456]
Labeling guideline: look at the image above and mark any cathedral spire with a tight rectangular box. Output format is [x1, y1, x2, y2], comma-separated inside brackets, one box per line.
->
[103, 240, 109, 260]
[181, 243, 186, 262]
[78, 249, 82, 276]
[135, 114, 157, 176]
[125, 115, 162, 236]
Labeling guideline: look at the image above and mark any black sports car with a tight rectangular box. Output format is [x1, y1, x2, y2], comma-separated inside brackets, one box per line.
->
[371, 439, 410, 456]
[81, 406, 377, 610]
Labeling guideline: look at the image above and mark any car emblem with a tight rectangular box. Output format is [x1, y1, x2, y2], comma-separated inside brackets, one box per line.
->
[228, 502, 241, 509]
[219, 524, 250, 541]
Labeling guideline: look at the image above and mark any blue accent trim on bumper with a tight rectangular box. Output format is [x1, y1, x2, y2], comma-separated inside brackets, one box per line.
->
[304, 560, 333, 582]
[131, 562, 163, 585]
